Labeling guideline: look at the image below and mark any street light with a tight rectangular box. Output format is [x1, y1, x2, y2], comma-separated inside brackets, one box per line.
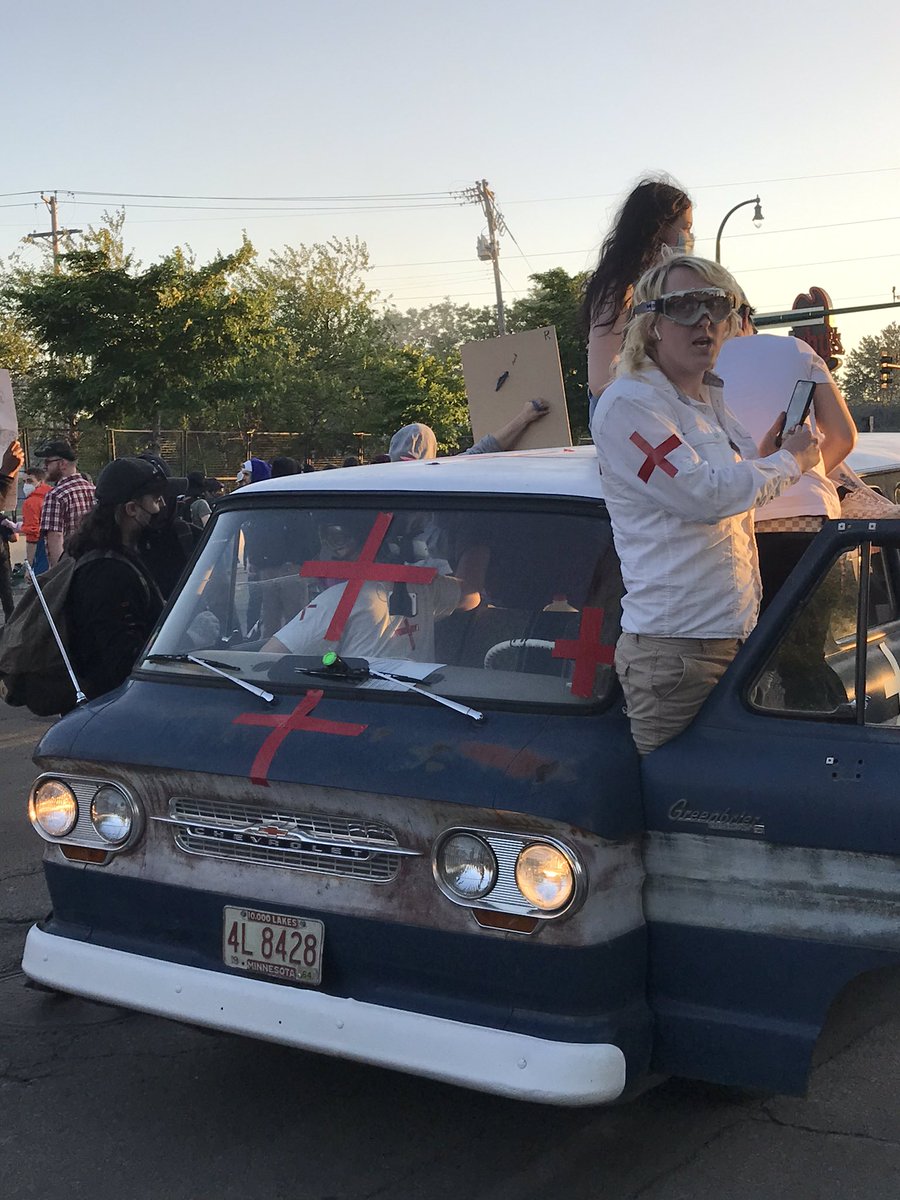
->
[715, 196, 763, 264]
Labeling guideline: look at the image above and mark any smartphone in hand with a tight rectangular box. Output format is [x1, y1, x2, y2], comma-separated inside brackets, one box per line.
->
[775, 380, 816, 448]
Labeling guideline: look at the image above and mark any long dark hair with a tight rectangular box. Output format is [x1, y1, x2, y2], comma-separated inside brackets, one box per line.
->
[580, 178, 691, 334]
[67, 503, 125, 559]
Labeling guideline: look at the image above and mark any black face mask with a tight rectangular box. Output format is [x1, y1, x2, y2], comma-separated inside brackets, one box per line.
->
[134, 501, 171, 543]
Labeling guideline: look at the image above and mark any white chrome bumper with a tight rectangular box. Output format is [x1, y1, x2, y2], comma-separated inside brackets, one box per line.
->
[23, 925, 626, 1105]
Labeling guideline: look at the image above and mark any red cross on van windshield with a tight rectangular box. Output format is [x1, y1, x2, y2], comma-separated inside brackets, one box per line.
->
[300, 512, 437, 641]
[552, 608, 614, 698]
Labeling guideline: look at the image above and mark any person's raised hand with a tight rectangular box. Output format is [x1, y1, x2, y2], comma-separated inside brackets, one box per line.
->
[524, 399, 550, 423]
[1, 439, 24, 477]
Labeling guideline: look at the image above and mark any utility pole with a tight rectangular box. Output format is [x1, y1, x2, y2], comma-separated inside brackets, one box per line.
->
[457, 179, 507, 335]
[26, 192, 82, 273]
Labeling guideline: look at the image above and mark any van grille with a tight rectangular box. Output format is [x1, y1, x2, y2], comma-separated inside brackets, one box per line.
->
[156, 797, 412, 882]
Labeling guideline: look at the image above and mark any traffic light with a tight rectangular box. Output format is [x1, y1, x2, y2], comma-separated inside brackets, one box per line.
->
[880, 353, 891, 390]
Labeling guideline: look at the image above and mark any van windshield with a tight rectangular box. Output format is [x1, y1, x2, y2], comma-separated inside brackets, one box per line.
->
[142, 502, 622, 708]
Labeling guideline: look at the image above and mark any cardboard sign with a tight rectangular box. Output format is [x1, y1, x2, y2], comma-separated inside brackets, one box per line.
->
[460, 326, 571, 451]
[0, 370, 16, 455]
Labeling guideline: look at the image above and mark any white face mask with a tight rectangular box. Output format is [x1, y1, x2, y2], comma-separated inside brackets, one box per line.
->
[22, 483, 36, 497]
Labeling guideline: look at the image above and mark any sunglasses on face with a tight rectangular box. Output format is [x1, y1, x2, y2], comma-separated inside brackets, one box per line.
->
[633, 288, 736, 326]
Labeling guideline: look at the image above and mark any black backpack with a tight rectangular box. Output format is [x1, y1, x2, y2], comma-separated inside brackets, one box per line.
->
[0, 551, 149, 716]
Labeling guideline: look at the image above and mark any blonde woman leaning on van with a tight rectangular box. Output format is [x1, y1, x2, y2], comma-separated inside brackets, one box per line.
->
[591, 256, 820, 755]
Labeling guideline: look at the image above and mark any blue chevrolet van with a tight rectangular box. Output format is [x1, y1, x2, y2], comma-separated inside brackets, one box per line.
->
[21, 440, 900, 1104]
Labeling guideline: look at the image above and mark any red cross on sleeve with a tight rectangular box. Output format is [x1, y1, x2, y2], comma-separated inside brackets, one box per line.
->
[233, 689, 368, 786]
[630, 431, 682, 483]
[300, 512, 437, 641]
[551, 607, 615, 698]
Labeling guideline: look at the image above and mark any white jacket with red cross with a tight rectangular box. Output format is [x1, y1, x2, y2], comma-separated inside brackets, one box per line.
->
[591, 365, 800, 639]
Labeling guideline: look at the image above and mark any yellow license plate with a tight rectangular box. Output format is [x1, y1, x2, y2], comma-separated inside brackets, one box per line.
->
[223, 906, 324, 985]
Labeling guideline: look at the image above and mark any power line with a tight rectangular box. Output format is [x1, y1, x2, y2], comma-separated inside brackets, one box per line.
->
[3, 163, 893, 206]
[0, 188, 453, 202]
[63, 199, 460, 213]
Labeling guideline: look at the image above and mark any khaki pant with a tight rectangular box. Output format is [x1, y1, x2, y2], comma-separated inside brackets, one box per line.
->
[615, 632, 742, 756]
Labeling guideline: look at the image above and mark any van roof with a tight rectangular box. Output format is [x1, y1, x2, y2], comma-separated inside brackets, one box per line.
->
[237, 432, 900, 506]
[846, 433, 900, 475]
[248, 445, 605, 502]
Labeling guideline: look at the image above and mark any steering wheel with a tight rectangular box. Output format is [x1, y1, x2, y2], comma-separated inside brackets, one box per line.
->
[483, 638, 556, 670]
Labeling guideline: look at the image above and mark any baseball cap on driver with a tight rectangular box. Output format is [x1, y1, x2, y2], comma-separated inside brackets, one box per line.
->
[95, 457, 168, 505]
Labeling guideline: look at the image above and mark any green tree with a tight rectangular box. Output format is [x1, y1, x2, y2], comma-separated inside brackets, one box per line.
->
[383, 299, 497, 360]
[0, 210, 135, 428]
[839, 323, 900, 407]
[241, 238, 400, 452]
[507, 267, 588, 440]
[364, 345, 471, 453]
[9, 238, 272, 429]
[0, 245, 51, 426]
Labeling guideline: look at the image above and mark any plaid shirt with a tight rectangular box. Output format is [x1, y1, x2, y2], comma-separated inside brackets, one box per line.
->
[40, 474, 96, 538]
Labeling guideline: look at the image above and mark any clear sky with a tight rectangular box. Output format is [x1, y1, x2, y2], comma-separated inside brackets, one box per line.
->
[4, 0, 899, 353]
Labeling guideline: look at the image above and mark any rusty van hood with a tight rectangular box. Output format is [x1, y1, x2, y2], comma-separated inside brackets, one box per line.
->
[34, 678, 641, 840]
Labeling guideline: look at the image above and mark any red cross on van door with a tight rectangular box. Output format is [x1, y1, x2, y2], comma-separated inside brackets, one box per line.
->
[300, 512, 437, 641]
[552, 608, 614, 698]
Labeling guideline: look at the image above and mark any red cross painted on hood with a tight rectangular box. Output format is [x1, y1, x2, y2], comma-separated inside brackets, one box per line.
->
[233, 689, 367, 786]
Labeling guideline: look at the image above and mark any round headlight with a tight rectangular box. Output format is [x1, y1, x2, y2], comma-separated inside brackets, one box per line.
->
[30, 779, 78, 838]
[436, 833, 497, 900]
[90, 786, 133, 845]
[515, 843, 575, 912]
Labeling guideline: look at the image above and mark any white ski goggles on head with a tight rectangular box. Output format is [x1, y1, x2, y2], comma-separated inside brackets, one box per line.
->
[633, 288, 736, 326]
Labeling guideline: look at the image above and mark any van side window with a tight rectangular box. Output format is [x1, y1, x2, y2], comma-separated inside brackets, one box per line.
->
[750, 541, 900, 725]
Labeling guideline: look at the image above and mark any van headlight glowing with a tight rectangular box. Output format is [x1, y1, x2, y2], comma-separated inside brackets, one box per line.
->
[515, 843, 576, 912]
[436, 833, 498, 900]
[90, 786, 134, 844]
[29, 779, 78, 838]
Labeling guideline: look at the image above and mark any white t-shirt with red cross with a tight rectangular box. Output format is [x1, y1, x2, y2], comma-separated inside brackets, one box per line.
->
[274, 575, 461, 661]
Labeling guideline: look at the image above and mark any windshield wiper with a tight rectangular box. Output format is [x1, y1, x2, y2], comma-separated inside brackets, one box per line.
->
[294, 653, 483, 722]
[146, 654, 275, 704]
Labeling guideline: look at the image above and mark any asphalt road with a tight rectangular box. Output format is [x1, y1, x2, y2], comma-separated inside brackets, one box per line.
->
[2, 698, 900, 1199]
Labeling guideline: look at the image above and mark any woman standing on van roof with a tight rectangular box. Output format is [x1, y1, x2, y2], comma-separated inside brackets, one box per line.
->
[65, 457, 167, 703]
[582, 178, 693, 417]
[591, 256, 821, 756]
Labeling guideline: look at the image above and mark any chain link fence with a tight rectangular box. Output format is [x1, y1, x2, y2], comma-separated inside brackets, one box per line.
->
[19, 428, 347, 482]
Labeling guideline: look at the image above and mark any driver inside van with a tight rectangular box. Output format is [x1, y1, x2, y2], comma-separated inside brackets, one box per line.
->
[263, 513, 486, 662]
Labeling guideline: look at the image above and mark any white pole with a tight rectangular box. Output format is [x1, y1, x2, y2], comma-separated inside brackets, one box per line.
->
[24, 561, 86, 705]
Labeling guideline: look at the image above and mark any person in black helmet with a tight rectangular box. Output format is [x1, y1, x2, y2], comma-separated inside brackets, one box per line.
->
[65, 457, 167, 701]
